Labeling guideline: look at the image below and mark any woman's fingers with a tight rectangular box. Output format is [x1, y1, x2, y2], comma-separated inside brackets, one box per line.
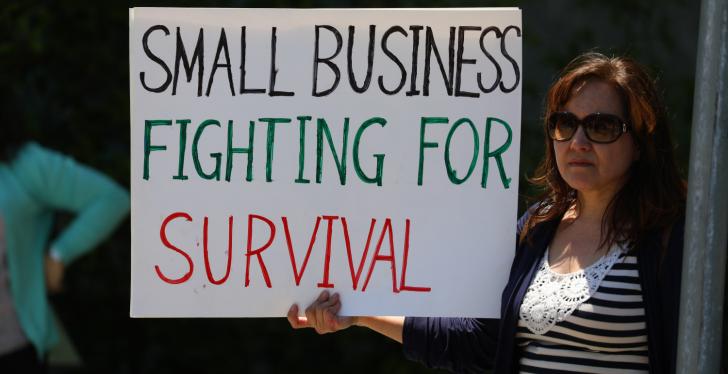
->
[316, 290, 330, 302]
[313, 292, 327, 332]
[287, 304, 309, 329]
[316, 293, 339, 333]
[305, 290, 330, 333]
[289, 291, 353, 334]
[325, 294, 343, 326]
[304, 301, 318, 331]
[44, 256, 65, 294]
[328, 299, 354, 330]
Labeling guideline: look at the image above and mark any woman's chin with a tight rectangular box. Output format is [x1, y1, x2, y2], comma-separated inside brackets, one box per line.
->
[563, 178, 599, 192]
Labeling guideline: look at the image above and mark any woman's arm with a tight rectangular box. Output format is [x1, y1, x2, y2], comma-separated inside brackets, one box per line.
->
[355, 316, 405, 343]
[13, 142, 130, 264]
[286, 291, 405, 343]
[288, 291, 498, 373]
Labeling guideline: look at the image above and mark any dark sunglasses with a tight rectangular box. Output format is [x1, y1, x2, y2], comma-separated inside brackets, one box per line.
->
[547, 111, 630, 144]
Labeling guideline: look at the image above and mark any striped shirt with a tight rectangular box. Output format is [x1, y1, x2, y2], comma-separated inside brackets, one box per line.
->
[516, 252, 648, 373]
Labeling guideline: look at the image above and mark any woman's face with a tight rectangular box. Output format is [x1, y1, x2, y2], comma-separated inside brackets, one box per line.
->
[554, 79, 638, 196]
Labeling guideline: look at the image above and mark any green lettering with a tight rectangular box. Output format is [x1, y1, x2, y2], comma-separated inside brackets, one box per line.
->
[295, 116, 312, 184]
[417, 117, 448, 186]
[316, 118, 349, 185]
[481, 117, 512, 189]
[143, 119, 172, 180]
[444, 118, 479, 184]
[173, 119, 190, 181]
[226, 120, 255, 182]
[258, 117, 291, 182]
[192, 119, 222, 180]
[353, 117, 387, 186]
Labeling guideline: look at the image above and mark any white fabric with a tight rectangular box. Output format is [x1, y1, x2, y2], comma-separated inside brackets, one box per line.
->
[519, 245, 624, 335]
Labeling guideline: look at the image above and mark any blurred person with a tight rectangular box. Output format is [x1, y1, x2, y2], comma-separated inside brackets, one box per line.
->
[0, 124, 129, 373]
[288, 53, 686, 373]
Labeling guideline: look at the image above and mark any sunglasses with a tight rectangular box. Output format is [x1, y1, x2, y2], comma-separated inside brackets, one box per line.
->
[547, 111, 630, 144]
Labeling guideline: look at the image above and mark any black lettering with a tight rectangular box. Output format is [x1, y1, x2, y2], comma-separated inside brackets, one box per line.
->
[423, 26, 455, 96]
[499, 25, 521, 93]
[240, 26, 265, 94]
[313, 25, 343, 97]
[269, 27, 294, 96]
[455, 26, 481, 98]
[140, 25, 172, 93]
[406, 25, 423, 96]
[347, 25, 375, 93]
[173, 27, 204, 96]
[378, 26, 407, 95]
[206, 28, 236, 96]
[477, 26, 503, 94]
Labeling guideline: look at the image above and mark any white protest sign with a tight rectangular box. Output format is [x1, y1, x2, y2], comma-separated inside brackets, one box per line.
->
[130, 7, 521, 317]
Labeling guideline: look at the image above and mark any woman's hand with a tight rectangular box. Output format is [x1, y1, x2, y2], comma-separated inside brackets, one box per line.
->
[287, 290, 356, 334]
[44, 255, 65, 294]
[287, 291, 405, 342]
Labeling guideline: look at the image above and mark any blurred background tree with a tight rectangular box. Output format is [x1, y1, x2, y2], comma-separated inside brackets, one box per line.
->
[0, 0, 701, 373]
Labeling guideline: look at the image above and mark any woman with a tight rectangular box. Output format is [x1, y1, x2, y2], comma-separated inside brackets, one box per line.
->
[287, 52, 686, 373]
[0, 126, 130, 372]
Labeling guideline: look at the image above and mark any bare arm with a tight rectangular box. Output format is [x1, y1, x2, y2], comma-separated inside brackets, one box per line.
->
[353, 316, 404, 343]
[287, 291, 404, 343]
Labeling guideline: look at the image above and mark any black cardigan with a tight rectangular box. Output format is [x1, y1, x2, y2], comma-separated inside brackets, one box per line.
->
[403, 210, 685, 374]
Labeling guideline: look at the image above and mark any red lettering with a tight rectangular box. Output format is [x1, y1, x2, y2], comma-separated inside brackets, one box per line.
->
[246, 214, 274, 288]
[361, 218, 399, 293]
[342, 218, 377, 290]
[202, 216, 234, 285]
[282, 216, 322, 285]
[317, 215, 339, 288]
[399, 219, 431, 292]
[156, 212, 425, 294]
[155, 212, 194, 284]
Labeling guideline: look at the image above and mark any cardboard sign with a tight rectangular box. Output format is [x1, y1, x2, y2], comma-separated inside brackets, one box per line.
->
[129, 7, 522, 317]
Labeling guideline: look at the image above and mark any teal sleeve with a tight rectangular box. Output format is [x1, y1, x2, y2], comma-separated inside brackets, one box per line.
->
[13, 142, 129, 264]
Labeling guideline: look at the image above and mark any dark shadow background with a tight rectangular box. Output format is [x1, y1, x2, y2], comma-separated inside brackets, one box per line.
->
[0, 0, 708, 373]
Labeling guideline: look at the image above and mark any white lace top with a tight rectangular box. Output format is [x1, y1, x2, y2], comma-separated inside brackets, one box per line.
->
[516, 247, 649, 373]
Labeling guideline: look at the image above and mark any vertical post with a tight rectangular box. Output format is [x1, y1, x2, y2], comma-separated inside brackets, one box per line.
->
[677, 0, 728, 372]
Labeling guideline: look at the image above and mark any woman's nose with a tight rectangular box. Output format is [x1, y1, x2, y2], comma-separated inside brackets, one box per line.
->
[570, 125, 592, 150]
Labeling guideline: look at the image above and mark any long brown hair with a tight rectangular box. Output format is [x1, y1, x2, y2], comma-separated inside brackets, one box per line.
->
[520, 52, 686, 250]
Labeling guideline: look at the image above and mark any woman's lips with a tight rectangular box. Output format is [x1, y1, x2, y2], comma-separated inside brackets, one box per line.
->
[568, 160, 594, 166]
